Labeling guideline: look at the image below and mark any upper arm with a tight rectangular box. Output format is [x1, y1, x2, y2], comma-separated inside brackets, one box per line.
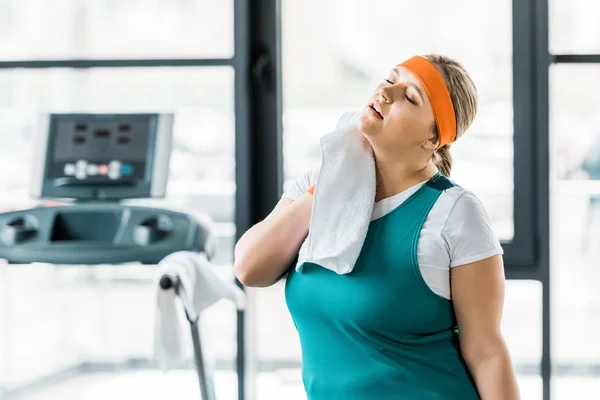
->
[264, 196, 294, 220]
[451, 255, 506, 366]
[445, 190, 506, 362]
[451, 255, 505, 340]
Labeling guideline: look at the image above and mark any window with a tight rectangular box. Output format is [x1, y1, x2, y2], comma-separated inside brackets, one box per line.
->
[0, 0, 12, 34]
[551, 64, 600, 397]
[269, 0, 530, 397]
[0, 67, 238, 398]
[550, 0, 600, 54]
[282, 0, 514, 241]
[503, 281, 543, 398]
[0, 0, 233, 60]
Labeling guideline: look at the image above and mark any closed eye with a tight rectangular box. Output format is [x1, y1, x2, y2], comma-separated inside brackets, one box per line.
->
[385, 78, 416, 105]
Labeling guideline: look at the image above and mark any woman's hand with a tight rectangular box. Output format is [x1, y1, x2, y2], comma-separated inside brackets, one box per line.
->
[451, 255, 521, 400]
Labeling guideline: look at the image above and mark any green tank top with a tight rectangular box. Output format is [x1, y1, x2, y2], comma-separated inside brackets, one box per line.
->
[285, 173, 480, 400]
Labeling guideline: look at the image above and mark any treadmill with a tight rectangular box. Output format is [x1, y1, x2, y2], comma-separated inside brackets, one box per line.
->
[0, 113, 215, 264]
[0, 113, 217, 400]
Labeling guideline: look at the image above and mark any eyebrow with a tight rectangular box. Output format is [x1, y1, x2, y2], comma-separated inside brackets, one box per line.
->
[391, 69, 424, 101]
[408, 82, 424, 101]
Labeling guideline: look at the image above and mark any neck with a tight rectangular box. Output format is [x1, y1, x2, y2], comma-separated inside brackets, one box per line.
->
[373, 151, 438, 202]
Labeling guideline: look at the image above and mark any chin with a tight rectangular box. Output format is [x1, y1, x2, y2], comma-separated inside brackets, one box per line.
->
[357, 109, 381, 137]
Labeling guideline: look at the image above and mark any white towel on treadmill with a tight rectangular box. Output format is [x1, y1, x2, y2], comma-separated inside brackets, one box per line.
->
[153, 251, 246, 371]
[297, 111, 376, 274]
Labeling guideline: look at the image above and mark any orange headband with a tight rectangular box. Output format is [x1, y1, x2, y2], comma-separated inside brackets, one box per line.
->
[397, 56, 456, 148]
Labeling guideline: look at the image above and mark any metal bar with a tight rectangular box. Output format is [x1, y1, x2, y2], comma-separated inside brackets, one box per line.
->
[552, 54, 600, 64]
[510, 0, 538, 267]
[234, 2, 251, 399]
[513, 0, 551, 398]
[233, 0, 252, 400]
[504, 264, 542, 280]
[534, 0, 551, 398]
[190, 320, 216, 400]
[248, 0, 284, 219]
[499, 241, 535, 267]
[174, 278, 215, 400]
[234, 1, 282, 400]
[160, 275, 216, 400]
[0, 58, 233, 69]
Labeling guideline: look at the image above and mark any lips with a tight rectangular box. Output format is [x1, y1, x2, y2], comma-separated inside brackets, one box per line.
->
[369, 101, 383, 119]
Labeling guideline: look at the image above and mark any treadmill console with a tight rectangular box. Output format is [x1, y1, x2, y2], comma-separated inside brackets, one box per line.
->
[30, 113, 173, 201]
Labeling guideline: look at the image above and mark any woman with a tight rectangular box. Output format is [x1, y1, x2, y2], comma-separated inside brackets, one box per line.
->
[233, 54, 520, 399]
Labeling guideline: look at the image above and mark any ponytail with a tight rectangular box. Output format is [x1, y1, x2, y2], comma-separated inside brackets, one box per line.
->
[434, 144, 453, 177]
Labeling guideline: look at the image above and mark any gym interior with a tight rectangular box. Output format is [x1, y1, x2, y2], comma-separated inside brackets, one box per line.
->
[0, 1, 599, 399]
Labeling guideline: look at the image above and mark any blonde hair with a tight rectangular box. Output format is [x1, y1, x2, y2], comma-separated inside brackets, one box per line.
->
[422, 54, 478, 177]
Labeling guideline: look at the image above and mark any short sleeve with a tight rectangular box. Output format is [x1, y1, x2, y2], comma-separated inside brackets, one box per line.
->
[442, 190, 504, 268]
[282, 167, 320, 201]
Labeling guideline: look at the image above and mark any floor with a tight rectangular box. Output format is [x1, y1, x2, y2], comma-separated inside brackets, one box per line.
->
[9, 370, 600, 400]
[2, 190, 600, 399]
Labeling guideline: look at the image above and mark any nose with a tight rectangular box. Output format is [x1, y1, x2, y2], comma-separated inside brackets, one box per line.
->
[378, 85, 392, 103]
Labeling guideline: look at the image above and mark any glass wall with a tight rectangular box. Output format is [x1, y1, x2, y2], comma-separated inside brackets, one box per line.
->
[550, 64, 600, 397]
[281, 0, 514, 240]
[550, 0, 600, 54]
[264, 0, 541, 397]
[550, 0, 600, 395]
[3, 0, 599, 398]
[0, 2, 239, 398]
[0, 0, 234, 60]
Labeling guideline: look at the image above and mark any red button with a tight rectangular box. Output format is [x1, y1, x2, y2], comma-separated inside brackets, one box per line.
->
[98, 165, 109, 175]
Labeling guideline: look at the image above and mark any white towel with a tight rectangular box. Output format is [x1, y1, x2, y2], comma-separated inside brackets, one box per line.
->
[297, 111, 376, 274]
[153, 251, 246, 371]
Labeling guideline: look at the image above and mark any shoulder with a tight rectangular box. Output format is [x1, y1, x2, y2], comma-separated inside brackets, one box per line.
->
[437, 185, 503, 267]
[428, 185, 490, 234]
[429, 185, 470, 219]
[444, 186, 492, 223]
[437, 185, 494, 232]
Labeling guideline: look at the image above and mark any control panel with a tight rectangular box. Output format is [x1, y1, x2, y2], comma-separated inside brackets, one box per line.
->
[30, 113, 173, 201]
[61, 159, 135, 182]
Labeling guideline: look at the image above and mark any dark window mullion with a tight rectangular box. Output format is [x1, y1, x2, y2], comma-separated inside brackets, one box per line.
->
[513, 0, 551, 399]
[234, 1, 282, 400]
[509, 0, 538, 268]
[552, 54, 600, 63]
[534, 0, 551, 399]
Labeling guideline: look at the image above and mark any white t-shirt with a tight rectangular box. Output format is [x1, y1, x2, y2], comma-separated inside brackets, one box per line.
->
[282, 167, 504, 300]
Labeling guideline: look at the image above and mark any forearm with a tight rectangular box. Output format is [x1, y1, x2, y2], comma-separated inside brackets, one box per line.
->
[234, 193, 312, 287]
[468, 347, 520, 400]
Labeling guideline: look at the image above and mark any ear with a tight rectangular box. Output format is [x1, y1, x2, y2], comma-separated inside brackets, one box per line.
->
[421, 134, 438, 150]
